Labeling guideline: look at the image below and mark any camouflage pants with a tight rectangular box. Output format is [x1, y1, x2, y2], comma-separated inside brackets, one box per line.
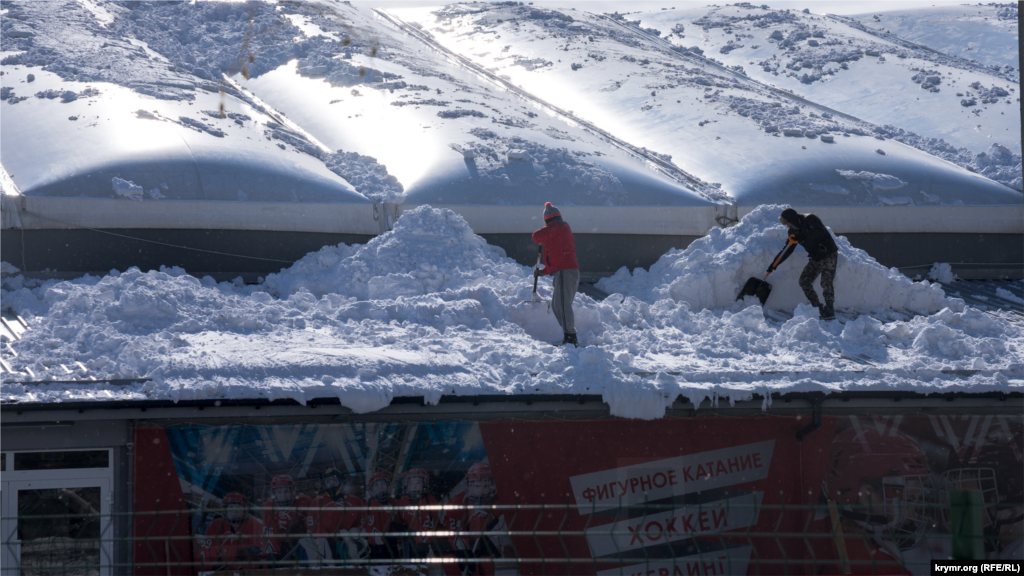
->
[799, 252, 837, 310]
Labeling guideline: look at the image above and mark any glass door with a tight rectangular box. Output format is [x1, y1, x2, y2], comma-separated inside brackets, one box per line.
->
[2, 450, 113, 576]
[5, 478, 111, 576]
[2, 483, 13, 576]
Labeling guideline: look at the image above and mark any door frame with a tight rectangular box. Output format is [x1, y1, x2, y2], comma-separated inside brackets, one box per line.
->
[2, 449, 115, 576]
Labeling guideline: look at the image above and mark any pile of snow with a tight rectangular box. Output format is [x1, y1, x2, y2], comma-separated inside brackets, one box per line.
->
[2, 206, 1021, 418]
[261, 205, 523, 302]
[597, 205, 952, 316]
[322, 151, 404, 202]
[969, 144, 1023, 191]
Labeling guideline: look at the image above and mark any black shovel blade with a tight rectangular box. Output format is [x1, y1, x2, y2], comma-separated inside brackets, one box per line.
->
[737, 277, 772, 305]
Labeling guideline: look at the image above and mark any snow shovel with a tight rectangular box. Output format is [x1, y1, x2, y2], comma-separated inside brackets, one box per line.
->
[518, 246, 545, 304]
[737, 272, 773, 305]
[738, 240, 792, 305]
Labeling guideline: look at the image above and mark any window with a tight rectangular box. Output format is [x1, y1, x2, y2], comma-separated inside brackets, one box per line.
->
[14, 451, 109, 471]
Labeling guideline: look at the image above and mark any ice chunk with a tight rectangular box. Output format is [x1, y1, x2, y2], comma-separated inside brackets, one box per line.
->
[112, 177, 144, 201]
[927, 263, 955, 283]
[508, 149, 534, 162]
[836, 170, 907, 191]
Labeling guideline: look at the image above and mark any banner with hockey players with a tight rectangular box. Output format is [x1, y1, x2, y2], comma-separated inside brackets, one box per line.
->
[132, 413, 1022, 575]
[133, 421, 514, 576]
[806, 414, 1024, 575]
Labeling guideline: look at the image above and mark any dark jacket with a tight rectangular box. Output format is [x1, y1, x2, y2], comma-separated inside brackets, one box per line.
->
[531, 217, 578, 274]
[770, 213, 838, 271]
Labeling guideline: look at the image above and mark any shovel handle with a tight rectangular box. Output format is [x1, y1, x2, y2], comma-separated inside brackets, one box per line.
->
[532, 245, 543, 293]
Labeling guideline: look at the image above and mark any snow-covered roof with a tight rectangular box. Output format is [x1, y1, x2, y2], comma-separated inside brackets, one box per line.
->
[2, 0, 1021, 245]
[2, 206, 1021, 418]
[397, 2, 1021, 205]
[634, 4, 1020, 157]
[1, 72, 365, 205]
[847, 4, 1019, 71]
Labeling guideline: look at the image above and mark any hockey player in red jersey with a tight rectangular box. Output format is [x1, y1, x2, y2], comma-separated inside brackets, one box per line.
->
[261, 474, 316, 564]
[394, 467, 440, 560]
[316, 468, 369, 562]
[444, 463, 516, 576]
[200, 492, 265, 571]
[365, 472, 400, 560]
[811, 426, 925, 575]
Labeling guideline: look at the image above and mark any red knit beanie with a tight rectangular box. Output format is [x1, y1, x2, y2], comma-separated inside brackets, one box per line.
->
[543, 202, 561, 221]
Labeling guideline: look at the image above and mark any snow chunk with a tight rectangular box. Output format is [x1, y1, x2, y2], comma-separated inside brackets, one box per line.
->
[927, 263, 955, 284]
[111, 178, 144, 202]
[996, 287, 1024, 306]
[836, 170, 907, 192]
[969, 144, 1023, 191]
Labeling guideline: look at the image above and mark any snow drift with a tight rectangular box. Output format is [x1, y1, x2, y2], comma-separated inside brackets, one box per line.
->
[597, 205, 952, 316]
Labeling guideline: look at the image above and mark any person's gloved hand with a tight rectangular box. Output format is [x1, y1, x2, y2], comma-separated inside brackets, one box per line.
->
[766, 264, 775, 274]
[533, 267, 544, 278]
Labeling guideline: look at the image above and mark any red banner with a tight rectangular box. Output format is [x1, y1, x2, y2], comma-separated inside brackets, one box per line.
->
[130, 413, 1023, 575]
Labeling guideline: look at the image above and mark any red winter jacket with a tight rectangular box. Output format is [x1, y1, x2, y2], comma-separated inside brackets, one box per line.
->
[532, 219, 578, 274]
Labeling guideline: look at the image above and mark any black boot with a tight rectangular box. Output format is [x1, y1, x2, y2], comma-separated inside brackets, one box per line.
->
[561, 332, 578, 347]
[820, 304, 835, 321]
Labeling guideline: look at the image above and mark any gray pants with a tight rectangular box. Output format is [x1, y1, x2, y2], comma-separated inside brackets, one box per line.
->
[551, 268, 580, 335]
[799, 252, 837, 310]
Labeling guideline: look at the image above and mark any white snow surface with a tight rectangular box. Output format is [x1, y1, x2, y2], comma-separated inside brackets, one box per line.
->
[848, 4, 1019, 71]
[2, 206, 1021, 418]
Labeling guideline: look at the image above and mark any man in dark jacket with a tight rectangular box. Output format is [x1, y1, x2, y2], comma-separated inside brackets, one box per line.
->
[768, 208, 839, 320]
[532, 202, 580, 346]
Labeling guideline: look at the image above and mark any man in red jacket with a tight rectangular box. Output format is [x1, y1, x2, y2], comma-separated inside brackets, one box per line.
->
[532, 202, 580, 347]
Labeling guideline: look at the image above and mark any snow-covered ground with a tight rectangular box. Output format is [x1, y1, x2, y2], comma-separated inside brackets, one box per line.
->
[2, 206, 1021, 418]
